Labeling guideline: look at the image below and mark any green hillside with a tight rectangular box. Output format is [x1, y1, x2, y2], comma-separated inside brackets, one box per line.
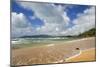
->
[78, 28, 96, 37]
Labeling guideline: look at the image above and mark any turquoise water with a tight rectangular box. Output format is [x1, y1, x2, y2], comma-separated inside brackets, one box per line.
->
[11, 37, 76, 49]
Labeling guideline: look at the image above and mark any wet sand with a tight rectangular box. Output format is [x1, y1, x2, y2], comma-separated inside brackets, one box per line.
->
[12, 37, 96, 66]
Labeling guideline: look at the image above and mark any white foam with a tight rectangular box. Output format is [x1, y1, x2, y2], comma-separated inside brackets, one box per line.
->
[46, 44, 55, 47]
[66, 37, 94, 43]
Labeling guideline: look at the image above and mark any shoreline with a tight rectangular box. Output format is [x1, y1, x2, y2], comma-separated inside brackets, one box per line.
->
[12, 37, 95, 50]
[45, 37, 95, 47]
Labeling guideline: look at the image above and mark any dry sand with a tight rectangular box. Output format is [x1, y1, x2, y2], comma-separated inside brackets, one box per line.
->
[11, 37, 96, 66]
[66, 48, 95, 62]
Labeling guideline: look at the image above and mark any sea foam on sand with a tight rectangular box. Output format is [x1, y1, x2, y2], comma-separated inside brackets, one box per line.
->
[46, 44, 55, 47]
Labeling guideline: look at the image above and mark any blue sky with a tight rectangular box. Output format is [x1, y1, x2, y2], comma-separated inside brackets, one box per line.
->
[12, 1, 44, 27]
[12, 1, 90, 27]
[11, 1, 95, 37]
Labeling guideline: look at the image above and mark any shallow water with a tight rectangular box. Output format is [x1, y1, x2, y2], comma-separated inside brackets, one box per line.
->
[11, 37, 78, 49]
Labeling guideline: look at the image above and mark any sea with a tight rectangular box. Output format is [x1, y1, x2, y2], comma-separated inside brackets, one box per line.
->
[11, 37, 76, 49]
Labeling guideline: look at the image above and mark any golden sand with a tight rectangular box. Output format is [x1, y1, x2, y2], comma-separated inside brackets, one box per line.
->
[66, 48, 96, 62]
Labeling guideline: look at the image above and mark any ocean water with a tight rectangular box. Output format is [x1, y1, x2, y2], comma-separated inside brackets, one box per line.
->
[11, 37, 75, 49]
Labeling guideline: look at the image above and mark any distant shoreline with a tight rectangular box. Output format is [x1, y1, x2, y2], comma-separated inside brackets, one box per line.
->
[45, 37, 95, 47]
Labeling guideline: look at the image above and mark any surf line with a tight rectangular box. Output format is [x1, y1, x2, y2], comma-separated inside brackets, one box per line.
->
[65, 50, 82, 61]
[46, 44, 55, 47]
[52, 50, 82, 63]
[65, 37, 94, 44]
[65, 48, 95, 61]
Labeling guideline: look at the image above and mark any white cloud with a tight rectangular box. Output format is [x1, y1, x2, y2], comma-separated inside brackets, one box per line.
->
[60, 7, 95, 36]
[11, 12, 35, 37]
[19, 2, 70, 35]
[12, 12, 29, 28]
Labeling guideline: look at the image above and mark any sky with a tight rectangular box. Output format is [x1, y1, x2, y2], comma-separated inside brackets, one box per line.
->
[11, 1, 95, 37]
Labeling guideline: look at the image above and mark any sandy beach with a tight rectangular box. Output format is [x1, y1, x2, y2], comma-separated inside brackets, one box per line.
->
[66, 48, 96, 62]
[12, 37, 96, 66]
